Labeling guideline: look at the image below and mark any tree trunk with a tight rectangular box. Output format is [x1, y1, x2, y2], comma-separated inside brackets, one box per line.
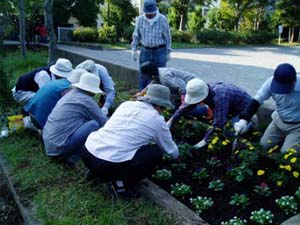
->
[19, 0, 26, 58]
[288, 27, 291, 43]
[290, 26, 294, 43]
[44, 0, 56, 65]
[297, 29, 300, 42]
[179, 14, 184, 31]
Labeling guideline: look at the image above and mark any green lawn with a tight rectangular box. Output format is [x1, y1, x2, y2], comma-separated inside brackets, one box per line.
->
[0, 49, 174, 225]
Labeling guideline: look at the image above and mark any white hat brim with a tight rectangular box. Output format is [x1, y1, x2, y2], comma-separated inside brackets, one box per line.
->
[138, 95, 174, 109]
[50, 65, 74, 78]
[72, 83, 103, 94]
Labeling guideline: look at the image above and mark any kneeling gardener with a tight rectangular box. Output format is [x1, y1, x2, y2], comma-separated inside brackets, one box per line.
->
[81, 84, 179, 198]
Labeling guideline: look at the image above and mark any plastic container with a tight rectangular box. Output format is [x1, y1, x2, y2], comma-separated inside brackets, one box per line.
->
[1, 126, 9, 138]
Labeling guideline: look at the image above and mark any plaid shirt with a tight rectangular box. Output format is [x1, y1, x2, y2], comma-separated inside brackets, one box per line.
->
[131, 13, 171, 52]
[171, 82, 252, 141]
[208, 82, 252, 129]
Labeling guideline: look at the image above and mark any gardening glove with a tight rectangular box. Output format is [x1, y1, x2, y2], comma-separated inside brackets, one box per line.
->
[101, 107, 108, 116]
[166, 119, 172, 128]
[131, 50, 138, 61]
[234, 119, 248, 135]
[192, 139, 207, 149]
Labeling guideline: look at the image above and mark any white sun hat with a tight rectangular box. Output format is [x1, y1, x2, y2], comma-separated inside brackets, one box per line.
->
[50, 58, 74, 78]
[72, 72, 103, 94]
[184, 78, 209, 104]
[67, 68, 87, 84]
[76, 60, 97, 74]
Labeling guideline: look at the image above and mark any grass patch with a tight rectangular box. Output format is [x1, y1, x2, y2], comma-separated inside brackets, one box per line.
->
[0, 50, 174, 225]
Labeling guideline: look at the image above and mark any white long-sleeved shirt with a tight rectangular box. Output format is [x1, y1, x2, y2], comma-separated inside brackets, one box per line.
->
[85, 101, 178, 162]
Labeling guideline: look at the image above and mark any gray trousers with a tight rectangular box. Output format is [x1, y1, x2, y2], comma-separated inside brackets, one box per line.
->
[260, 111, 300, 153]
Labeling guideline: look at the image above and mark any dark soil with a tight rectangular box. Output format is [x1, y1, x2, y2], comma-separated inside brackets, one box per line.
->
[151, 132, 300, 225]
[0, 169, 23, 225]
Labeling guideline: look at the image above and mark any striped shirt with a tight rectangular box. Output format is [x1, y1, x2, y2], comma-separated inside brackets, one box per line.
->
[131, 13, 171, 52]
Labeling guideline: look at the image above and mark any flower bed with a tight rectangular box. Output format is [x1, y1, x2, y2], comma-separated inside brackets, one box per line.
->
[151, 115, 300, 225]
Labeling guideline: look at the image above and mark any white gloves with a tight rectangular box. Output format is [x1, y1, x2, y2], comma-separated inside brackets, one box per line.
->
[166, 119, 172, 128]
[131, 50, 137, 61]
[192, 139, 207, 149]
[101, 107, 108, 116]
[234, 119, 248, 135]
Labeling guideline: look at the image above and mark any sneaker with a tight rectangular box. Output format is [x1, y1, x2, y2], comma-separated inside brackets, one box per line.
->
[110, 181, 140, 200]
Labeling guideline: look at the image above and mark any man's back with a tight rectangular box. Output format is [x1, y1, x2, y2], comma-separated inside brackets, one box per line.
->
[24, 79, 71, 127]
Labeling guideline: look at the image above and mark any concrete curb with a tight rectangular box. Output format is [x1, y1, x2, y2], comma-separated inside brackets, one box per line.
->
[139, 179, 209, 225]
[281, 214, 300, 225]
[0, 154, 39, 225]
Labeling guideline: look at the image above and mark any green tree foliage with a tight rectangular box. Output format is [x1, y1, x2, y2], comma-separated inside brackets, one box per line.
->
[169, 0, 211, 31]
[273, 0, 300, 42]
[101, 0, 137, 38]
[71, 0, 102, 27]
[187, 5, 205, 33]
[207, 3, 235, 30]
[226, 0, 255, 30]
[53, 0, 73, 27]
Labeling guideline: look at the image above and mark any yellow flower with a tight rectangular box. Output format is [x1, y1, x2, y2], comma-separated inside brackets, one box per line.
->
[234, 150, 239, 155]
[249, 146, 255, 150]
[288, 148, 297, 154]
[293, 171, 299, 178]
[290, 157, 297, 164]
[257, 170, 265, 176]
[279, 164, 285, 169]
[225, 139, 230, 144]
[285, 165, 292, 171]
[284, 153, 292, 160]
[208, 144, 213, 150]
[211, 137, 219, 145]
[222, 141, 228, 146]
[268, 145, 279, 154]
[277, 180, 283, 186]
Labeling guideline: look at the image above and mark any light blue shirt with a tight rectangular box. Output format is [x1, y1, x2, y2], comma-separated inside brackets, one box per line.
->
[95, 64, 115, 109]
[131, 13, 171, 53]
[255, 75, 300, 123]
[43, 89, 108, 156]
[24, 79, 71, 128]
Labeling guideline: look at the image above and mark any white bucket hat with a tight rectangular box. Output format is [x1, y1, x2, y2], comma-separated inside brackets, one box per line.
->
[138, 84, 174, 109]
[72, 72, 103, 94]
[67, 68, 86, 84]
[76, 60, 97, 74]
[185, 78, 209, 104]
[50, 58, 74, 78]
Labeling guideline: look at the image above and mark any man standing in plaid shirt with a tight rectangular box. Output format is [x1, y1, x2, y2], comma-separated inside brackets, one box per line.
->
[131, 0, 172, 90]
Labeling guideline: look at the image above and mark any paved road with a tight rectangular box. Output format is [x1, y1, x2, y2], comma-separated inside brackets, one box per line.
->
[58, 44, 300, 98]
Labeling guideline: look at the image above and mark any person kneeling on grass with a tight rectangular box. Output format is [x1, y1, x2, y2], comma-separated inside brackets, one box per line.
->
[167, 78, 257, 149]
[43, 72, 108, 166]
[81, 84, 179, 198]
[23, 58, 74, 129]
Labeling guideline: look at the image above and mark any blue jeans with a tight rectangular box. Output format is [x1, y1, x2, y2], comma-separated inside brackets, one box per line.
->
[61, 120, 100, 162]
[139, 46, 167, 90]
